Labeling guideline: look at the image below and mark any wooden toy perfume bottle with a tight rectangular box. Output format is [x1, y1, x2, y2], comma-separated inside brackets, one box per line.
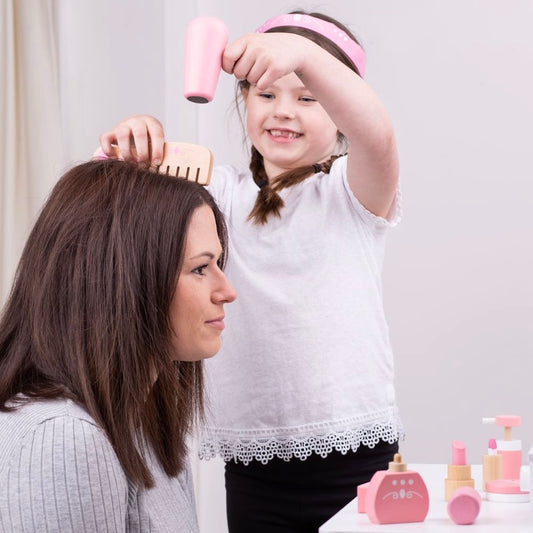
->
[357, 453, 429, 524]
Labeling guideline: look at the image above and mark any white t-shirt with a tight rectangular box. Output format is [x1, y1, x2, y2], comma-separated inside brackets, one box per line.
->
[202, 155, 403, 464]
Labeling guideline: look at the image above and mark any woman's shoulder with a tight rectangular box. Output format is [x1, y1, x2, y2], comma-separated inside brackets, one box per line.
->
[0, 396, 95, 426]
[0, 397, 111, 471]
[0, 397, 130, 531]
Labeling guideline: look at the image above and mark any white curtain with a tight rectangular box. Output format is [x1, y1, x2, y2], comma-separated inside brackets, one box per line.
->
[0, 0, 62, 304]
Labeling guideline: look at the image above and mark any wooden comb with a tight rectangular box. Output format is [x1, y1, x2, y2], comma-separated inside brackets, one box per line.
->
[92, 142, 213, 185]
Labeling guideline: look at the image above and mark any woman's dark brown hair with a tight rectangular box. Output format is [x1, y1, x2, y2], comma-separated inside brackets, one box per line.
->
[0, 159, 228, 487]
[238, 10, 363, 224]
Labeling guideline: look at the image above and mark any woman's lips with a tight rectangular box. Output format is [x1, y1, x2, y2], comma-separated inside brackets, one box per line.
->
[206, 317, 225, 331]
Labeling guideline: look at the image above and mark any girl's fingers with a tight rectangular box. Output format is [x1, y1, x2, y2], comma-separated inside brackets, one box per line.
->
[222, 38, 247, 75]
[114, 122, 137, 162]
[99, 116, 165, 164]
[99, 131, 117, 157]
[245, 61, 269, 87]
[144, 117, 165, 165]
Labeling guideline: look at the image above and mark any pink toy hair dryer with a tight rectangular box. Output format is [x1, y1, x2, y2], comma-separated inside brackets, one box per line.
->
[184, 17, 229, 103]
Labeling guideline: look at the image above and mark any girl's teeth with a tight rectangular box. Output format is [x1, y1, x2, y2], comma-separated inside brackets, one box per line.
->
[270, 130, 299, 139]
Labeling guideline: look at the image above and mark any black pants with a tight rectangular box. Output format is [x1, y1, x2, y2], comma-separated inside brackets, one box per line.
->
[225, 440, 399, 533]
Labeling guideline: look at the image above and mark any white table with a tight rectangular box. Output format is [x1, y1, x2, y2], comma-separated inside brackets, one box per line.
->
[320, 464, 533, 532]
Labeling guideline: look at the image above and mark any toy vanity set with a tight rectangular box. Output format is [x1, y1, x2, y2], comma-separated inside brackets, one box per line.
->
[356, 415, 531, 526]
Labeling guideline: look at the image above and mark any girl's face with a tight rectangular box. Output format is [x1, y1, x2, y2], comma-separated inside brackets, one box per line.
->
[169, 205, 236, 361]
[243, 73, 338, 179]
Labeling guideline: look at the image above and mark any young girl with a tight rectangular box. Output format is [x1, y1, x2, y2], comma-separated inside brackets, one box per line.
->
[100, 11, 402, 532]
[0, 160, 236, 532]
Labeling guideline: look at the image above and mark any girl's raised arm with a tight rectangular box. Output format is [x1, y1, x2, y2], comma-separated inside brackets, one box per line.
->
[296, 37, 399, 219]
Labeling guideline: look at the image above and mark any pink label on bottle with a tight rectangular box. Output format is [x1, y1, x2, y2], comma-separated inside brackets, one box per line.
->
[498, 450, 522, 479]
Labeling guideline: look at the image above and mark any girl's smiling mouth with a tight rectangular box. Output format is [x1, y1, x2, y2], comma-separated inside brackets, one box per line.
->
[267, 129, 302, 141]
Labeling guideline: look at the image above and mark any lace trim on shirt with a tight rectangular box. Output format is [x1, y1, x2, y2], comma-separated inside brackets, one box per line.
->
[198, 419, 405, 465]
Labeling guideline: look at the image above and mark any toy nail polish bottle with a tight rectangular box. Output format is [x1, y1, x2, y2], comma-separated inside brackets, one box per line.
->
[183, 17, 229, 103]
[444, 440, 475, 501]
[357, 453, 429, 524]
[482, 438, 502, 491]
[483, 415, 523, 479]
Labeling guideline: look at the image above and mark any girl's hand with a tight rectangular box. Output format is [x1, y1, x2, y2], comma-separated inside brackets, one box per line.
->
[222, 33, 310, 90]
[99, 115, 165, 166]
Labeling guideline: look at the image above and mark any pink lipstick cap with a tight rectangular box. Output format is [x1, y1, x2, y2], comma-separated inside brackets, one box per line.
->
[452, 440, 466, 465]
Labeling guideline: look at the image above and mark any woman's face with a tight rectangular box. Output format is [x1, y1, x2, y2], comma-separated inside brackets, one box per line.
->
[169, 205, 236, 361]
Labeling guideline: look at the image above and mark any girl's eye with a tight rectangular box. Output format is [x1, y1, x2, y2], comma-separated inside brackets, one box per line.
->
[259, 93, 274, 99]
[192, 265, 208, 276]
[300, 96, 316, 103]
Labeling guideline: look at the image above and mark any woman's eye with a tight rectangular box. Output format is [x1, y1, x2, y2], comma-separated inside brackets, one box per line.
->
[192, 265, 208, 276]
[300, 96, 316, 103]
[259, 93, 274, 99]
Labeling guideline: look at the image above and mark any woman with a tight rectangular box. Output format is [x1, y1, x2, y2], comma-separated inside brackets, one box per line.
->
[0, 159, 236, 532]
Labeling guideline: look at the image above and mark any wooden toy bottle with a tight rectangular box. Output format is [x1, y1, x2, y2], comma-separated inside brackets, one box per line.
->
[358, 453, 429, 524]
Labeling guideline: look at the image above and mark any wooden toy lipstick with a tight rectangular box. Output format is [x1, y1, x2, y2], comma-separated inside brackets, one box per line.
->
[444, 440, 475, 501]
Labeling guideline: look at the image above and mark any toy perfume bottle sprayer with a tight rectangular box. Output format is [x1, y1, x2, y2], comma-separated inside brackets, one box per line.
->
[482, 415, 530, 502]
[357, 453, 429, 524]
[183, 17, 229, 103]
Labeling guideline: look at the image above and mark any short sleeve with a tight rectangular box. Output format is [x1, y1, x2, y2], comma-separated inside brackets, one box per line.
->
[0, 416, 129, 532]
[332, 156, 402, 230]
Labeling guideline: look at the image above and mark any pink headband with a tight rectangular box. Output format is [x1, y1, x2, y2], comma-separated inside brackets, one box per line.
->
[256, 13, 365, 78]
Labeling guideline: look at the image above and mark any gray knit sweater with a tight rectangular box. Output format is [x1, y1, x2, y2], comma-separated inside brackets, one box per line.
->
[0, 397, 199, 532]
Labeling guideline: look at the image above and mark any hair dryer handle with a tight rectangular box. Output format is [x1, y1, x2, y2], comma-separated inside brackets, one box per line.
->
[184, 17, 229, 103]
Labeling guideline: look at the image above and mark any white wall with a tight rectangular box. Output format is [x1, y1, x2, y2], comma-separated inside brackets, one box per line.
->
[56, 1, 533, 531]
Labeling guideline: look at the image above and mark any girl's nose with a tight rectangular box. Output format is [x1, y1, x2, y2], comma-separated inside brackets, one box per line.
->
[273, 98, 295, 119]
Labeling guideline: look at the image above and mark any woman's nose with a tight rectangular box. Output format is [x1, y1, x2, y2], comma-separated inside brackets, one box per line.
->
[214, 273, 237, 304]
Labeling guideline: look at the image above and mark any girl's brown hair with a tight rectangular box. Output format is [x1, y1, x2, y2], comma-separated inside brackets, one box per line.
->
[239, 10, 362, 224]
[0, 159, 228, 488]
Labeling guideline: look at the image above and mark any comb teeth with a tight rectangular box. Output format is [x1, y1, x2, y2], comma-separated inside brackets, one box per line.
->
[155, 142, 212, 185]
[156, 163, 208, 185]
[92, 141, 213, 185]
